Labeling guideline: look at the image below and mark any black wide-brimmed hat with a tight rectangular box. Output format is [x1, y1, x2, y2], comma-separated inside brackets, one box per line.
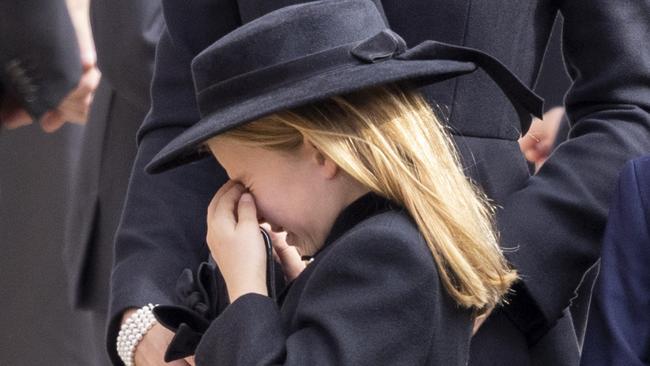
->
[147, 0, 543, 174]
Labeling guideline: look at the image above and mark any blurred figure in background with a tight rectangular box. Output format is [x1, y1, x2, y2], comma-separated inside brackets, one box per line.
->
[62, 0, 163, 364]
[0, 0, 98, 131]
[0, 0, 99, 365]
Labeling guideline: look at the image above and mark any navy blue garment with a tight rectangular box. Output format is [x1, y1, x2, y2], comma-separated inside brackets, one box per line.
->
[108, 1, 650, 365]
[194, 193, 472, 365]
[580, 155, 650, 366]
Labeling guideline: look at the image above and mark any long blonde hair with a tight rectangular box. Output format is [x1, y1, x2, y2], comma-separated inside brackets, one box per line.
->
[219, 83, 517, 311]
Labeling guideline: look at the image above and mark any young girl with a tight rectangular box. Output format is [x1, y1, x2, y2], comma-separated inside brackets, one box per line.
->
[146, 0, 542, 364]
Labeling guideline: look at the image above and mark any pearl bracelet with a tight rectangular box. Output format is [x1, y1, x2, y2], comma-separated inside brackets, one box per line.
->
[116, 303, 158, 366]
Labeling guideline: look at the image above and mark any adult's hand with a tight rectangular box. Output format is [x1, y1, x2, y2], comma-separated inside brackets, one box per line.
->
[518, 107, 565, 172]
[0, 91, 32, 129]
[121, 308, 192, 366]
[39, 51, 101, 132]
[1, 63, 100, 132]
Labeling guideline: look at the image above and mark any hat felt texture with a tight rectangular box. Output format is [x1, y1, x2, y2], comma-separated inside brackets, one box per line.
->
[147, 0, 543, 174]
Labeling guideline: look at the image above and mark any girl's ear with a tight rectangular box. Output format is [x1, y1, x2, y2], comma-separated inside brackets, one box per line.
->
[305, 138, 338, 179]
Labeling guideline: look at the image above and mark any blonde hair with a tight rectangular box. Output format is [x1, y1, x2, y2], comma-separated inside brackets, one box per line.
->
[218, 83, 517, 311]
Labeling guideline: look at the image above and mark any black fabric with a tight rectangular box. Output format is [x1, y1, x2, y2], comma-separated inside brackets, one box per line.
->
[146, 1, 542, 173]
[153, 262, 226, 361]
[193, 199, 472, 365]
[154, 193, 393, 361]
[0, 0, 81, 119]
[237, 0, 388, 25]
[152, 230, 283, 362]
[108, 0, 650, 364]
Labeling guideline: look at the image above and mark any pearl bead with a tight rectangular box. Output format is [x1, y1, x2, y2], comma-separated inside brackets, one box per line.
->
[116, 304, 159, 366]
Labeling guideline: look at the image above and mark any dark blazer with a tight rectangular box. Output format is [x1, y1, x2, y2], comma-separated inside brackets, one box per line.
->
[0, 0, 81, 119]
[194, 193, 472, 366]
[580, 156, 650, 366]
[108, 0, 650, 365]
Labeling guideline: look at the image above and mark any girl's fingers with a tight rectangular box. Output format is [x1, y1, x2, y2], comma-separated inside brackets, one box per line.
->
[269, 231, 290, 252]
[211, 180, 237, 211]
[271, 247, 281, 263]
[213, 179, 236, 201]
[237, 193, 258, 227]
[272, 233, 306, 281]
[213, 183, 246, 229]
[215, 183, 245, 214]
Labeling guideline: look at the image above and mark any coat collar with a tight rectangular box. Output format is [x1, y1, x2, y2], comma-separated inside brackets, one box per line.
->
[278, 192, 397, 304]
[302, 191, 398, 261]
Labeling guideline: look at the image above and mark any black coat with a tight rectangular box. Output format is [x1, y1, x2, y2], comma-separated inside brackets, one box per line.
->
[194, 193, 472, 365]
[0, 0, 81, 119]
[108, 0, 650, 365]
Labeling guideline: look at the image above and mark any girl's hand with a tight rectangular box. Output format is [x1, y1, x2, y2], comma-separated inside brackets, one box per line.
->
[207, 181, 268, 302]
[261, 224, 306, 282]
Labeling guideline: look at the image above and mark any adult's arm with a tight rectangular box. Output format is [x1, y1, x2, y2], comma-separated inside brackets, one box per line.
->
[0, 0, 81, 119]
[580, 156, 650, 366]
[107, 0, 241, 363]
[497, 0, 650, 342]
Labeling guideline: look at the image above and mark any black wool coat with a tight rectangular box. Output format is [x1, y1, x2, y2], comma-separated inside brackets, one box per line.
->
[194, 193, 473, 366]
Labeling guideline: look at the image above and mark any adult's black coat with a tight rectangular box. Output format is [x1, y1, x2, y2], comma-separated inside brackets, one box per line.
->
[0, 0, 81, 119]
[108, 0, 650, 365]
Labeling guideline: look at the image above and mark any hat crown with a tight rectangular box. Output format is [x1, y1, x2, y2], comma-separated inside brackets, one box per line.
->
[192, 0, 386, 93]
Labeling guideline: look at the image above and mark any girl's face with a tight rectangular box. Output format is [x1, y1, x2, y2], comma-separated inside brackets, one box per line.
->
[207, 136, 367, 256]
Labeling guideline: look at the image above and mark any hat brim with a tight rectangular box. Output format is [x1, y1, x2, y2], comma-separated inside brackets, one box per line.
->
[146, 59, 476, 174]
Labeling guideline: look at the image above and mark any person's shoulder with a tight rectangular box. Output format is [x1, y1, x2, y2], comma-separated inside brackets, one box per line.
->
[352, 208, 424, 244]
[320, 208, 436, 275]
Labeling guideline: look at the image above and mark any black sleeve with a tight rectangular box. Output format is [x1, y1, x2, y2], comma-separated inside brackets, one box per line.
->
[0, 0, 81, 119]
[193, 224, 471, 365]
[497, 0, 650, 342]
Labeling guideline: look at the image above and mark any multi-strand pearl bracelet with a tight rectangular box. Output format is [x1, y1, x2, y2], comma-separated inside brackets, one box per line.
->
[116, 303, 158, 366]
